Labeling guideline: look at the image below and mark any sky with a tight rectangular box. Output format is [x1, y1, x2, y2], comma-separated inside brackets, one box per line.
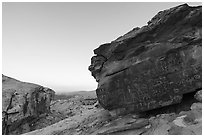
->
[2, 2, 201, 92]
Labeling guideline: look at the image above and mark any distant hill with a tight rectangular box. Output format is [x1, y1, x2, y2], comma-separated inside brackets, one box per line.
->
[54, 90, 97, 101]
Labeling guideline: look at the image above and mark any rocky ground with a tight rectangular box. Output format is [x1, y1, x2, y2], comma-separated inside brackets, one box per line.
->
[25, 89, 202, 135]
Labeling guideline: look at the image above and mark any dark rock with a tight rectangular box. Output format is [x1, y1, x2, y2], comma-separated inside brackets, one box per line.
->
[2, 75, 55, 134]
[93, 101, 102, 108]
[89, 4, 202, 114]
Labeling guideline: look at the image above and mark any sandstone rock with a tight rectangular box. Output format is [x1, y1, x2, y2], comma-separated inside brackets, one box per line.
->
[89, 4, 202, 114]
[173, 115, 187, 127]
[97, 118, 149, 135]
[168, 125, 194, 135]
[194, 90, 202, 102]
[2, 75, 55, 134]
[190, 102, 202, 111]
[24, 92, 202, 135]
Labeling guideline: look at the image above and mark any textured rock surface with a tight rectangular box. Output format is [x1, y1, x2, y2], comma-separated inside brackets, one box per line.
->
[194, 90, 202, 102]
[2, 74, 55, 135]
[89, 4, 202, 114]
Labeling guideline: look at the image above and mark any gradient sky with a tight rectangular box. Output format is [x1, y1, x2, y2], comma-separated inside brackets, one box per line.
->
[2, 2, 201, 92]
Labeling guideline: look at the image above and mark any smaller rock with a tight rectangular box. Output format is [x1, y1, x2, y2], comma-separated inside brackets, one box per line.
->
[183, 113, 197, 125]
[194, 90, 202, 102]
[168, 125, 194, 135]
[173, 115, 187, 127]
[149, 116, 156, 122]
[76, 128, 81, 132]
[190, 103, 202, 111]
[125, 119, 137, 125]
[179, 111, 187, 116]
[98, 119, 149, 135]
[93, 101, 101, 108]
[131, 114, 140, 119]
[145, 124, 151, 129]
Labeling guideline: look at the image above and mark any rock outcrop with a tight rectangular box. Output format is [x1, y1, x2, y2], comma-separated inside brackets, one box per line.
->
[194, 90, 202, 102]
[89, 4, 202, 115]
[2, 74, 55, 135]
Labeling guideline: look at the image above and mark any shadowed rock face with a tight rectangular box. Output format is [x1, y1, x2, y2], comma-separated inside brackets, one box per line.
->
[2, 74, 55, 134]
[89, 4, 202, 115]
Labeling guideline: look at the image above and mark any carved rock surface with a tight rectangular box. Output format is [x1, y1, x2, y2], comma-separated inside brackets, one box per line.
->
[2, 74, 55, 134]
[89, 4, 202, 114]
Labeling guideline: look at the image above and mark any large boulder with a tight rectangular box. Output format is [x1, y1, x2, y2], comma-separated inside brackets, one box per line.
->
[89, 4, 202, 115]
[2, 74, 55, 134]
